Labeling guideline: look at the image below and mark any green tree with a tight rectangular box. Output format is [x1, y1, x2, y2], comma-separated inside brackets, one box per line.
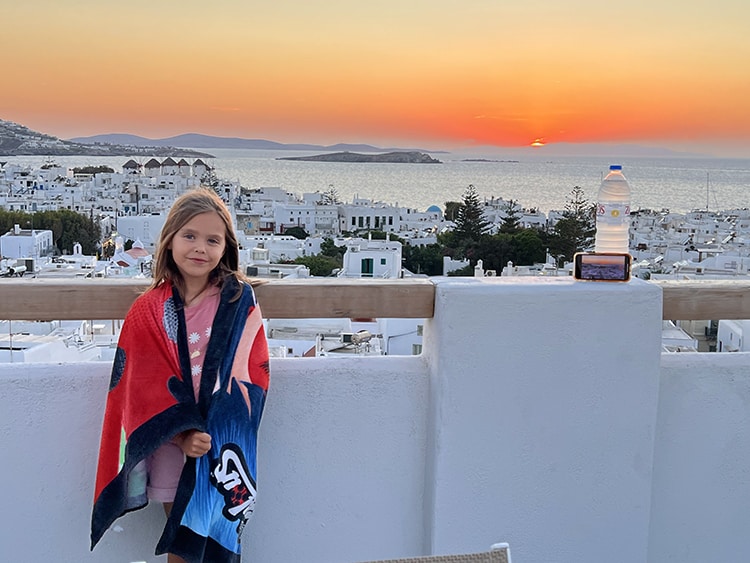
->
[320, 185, 341, 205]
[284, 226, 309, 239]
[50, 217, 64, 245]
[72, 165, 114, 175]
[499, 199, 522, 234]
[511, 228, 546, 265]
[402, 244, 445, 276]
[448, 228, 546, 275]
[447, 264, 474, 276]
[0, 209, 101, 255]
[320, 237, 346, 260]
[443, 201, 461, 222]
[439, 185, 492, 266]
[453, 184, 491, 244]
[292, 254, 341, 277]
[548, 186, 596, 265]
[55, 209, 101, 255]
[365, 230, 405, 244]
[474, 233, 513, 273]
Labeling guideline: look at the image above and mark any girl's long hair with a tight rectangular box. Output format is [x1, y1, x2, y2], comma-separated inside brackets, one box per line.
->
[151, 188, 245, 300]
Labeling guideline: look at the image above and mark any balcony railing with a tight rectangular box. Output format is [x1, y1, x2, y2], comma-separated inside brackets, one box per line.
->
[0, 278, 748, 321]
[0, 278, 435, 320]
[652, 279, 750, 320]
[2, 274, 749, 563]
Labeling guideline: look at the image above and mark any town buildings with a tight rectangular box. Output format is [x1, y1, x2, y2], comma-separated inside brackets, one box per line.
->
[2, 159, 750, 356]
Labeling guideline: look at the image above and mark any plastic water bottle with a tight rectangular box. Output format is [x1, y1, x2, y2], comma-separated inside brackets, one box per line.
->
[595, 165, 631, 254]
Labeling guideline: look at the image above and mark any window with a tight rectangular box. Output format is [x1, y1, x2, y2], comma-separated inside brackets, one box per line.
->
[412, 344, 423, 355]
[381, 258, 386, 265]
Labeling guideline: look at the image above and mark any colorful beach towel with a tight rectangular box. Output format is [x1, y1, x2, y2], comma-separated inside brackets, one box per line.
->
[91, 278, 269, 562]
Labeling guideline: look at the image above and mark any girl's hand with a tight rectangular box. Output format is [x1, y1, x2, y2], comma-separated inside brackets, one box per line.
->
[174, 430, 212, 458]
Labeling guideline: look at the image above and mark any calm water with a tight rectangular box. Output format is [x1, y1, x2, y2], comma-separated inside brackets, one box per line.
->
[5, 149, 750, 214]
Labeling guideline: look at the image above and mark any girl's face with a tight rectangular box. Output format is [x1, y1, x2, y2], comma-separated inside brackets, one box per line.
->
[169, 211, 227, 287]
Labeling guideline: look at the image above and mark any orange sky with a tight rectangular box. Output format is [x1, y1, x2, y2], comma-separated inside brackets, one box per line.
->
[2, 0, 750, 156]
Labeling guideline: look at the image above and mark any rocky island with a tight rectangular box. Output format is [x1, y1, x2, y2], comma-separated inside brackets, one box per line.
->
[277, 151, 442, 164]
[0, 120, 214, 158]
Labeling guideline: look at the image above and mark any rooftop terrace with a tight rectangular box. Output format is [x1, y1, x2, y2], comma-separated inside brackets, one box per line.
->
[1, 277, 749, 562]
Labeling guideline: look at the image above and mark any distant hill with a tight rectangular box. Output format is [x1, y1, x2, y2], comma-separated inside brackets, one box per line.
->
[6, 119, 709, 159]
[278, 151, 442, 164]
[70, 132, 437, 153]
[0, 120, 214, 157]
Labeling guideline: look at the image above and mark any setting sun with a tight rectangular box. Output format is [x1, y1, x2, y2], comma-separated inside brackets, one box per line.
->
[1, 1, 749, 156]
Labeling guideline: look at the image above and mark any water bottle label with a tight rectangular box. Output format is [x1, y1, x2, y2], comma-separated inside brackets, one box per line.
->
[596, 203, 630, 225]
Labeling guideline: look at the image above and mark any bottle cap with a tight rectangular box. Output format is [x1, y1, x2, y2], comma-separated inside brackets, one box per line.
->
[609, 165, 622, 170]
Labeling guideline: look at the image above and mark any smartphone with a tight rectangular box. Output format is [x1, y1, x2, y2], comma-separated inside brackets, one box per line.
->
[574, 252, 631, 282]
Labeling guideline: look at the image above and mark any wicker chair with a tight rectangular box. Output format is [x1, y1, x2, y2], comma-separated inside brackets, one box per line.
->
[354, 542, 511, 563]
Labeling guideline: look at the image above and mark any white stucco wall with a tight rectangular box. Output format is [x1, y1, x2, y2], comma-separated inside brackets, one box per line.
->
[717, 319, 750, 352]
[2, 278, 750, 563]
[0, 229, 54, 258]
[650, 351, 750, 563]
[423, 277, 663, 563]
[0, 356, 428, 563]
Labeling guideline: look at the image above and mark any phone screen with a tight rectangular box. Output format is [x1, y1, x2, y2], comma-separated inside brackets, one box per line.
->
[574, 253, 631, 282]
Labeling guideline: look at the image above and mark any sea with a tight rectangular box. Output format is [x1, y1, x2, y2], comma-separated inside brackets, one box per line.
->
[4, 149, 750, 215]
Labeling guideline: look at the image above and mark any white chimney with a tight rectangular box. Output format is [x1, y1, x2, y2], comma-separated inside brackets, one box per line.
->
[474, 259, 484, 278]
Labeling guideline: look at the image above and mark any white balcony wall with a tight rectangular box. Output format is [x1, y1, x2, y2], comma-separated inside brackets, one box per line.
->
[423, 277, 663, 563]
[650, 352, 750, 563]
[1, 278, 750, 563]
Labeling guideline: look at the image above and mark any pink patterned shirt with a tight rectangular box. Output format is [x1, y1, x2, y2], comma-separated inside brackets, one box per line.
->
[184, 287, 221, 401]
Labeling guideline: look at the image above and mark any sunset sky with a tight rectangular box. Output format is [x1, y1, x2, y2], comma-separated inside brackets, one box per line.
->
[3, 0, 749, 156]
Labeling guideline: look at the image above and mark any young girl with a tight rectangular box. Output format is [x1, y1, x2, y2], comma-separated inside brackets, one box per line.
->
[91, 188, 270, 563]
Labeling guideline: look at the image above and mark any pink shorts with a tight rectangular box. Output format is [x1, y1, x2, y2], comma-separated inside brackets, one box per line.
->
[146, 441, 185, 503]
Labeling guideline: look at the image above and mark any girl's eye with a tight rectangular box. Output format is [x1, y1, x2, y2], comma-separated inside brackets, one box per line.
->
[183, 233, 195, 240]
[208, 238, 220, 245]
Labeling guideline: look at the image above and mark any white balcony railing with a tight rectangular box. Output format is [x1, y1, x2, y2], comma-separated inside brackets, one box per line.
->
[1, 277, 749, 563]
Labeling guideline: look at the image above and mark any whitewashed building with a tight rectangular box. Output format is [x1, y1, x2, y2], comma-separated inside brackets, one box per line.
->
[717, 320, 750, 352]
[399, 205, 444, 232]
[339, 197, 401, 233]
[273, 202, 318, 234]
[339, 236, 403, 278]
[0, 226, 54, 259]
[237, 234, 307, 262]
[116, 214, 167, 251]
